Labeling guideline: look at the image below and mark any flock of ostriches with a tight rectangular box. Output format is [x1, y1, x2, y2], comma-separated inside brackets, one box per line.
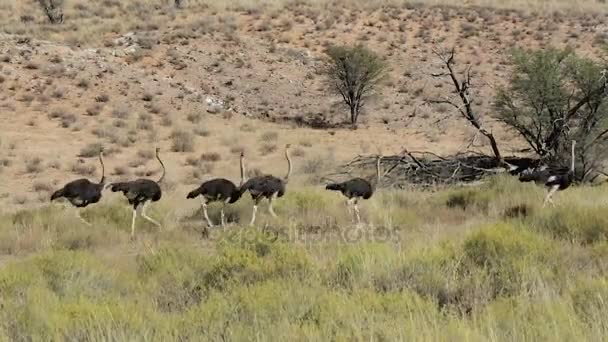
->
[49, 140, 577, 237]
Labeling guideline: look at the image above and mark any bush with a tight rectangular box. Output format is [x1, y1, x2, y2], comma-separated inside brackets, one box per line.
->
[171, 129, 194, 152]
[79, 143, 103, 158]
[205, 229, 313, 290]
[532, 206, 608, 244]
[446, 189, 491, 212]
[462, 223, 555, 297]
[37, 0, 63, 24]
[25, 157, 44, 173]
[200, 152, 221, 162]
[136, 246, 210, 313]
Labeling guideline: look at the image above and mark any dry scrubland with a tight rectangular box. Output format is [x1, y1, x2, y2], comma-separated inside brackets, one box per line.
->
[1, 177, 608, 340]
[0, 0, 608, 340]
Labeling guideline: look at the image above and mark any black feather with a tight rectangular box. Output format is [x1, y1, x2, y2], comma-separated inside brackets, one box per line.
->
[325, 178, 374, 200]
[239, 175, 286, 201]
[50, 178, 104, 208]
[518, 166, 574, 190]
[186, 178, 242, 204]
[110, 179, 161, 208]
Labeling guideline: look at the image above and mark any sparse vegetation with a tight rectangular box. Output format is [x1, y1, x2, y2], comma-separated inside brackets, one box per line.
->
[2, 2, 608, 339]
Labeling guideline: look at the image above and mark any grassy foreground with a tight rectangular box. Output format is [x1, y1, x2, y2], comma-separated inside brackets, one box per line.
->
[0, 176, 607, 341]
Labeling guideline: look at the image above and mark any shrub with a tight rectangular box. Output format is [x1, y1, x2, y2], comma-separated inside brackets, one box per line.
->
[445, 188, 490, 212]
[171, 129, 194, 152]
[301, 156, 325, 174]
[79, 143, 103, 158]
[200, 152, 221, 162]
[25, 157, 43, 173]
[137, 149, 155, 160]
[71, 162, 95, 176]
[259, 143, 277, 156]
[532, 206, 608, 244]
[260, 131, 278, 143]
[462, 223, 555, 297]
[186, 112, 202, 123]
[37, 0, 64, 24]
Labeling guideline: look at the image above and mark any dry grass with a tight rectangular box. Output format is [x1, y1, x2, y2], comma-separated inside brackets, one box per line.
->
[0, 177, 607, 339]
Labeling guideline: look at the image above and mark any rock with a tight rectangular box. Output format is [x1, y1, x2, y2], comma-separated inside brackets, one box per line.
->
[206, 96, 224, 114]
[124, 46, 140, 55]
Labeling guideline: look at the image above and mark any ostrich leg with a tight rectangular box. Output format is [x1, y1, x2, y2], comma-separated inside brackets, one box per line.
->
[543, 185, 559, 208]
[141, 201, 161, 228]
[202, 200, 214, 227]
[353, 198, 361, 224]
[130, 207, 138, 238]
[250, 198, 261, 226]
[220, 201, 228, 228]
[268, 193, 278, 218]
[346, 198, 355, 222]
[75, 209, 92, 226]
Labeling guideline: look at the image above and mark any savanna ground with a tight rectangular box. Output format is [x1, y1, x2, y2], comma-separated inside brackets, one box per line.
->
[0, 0, 607, 340]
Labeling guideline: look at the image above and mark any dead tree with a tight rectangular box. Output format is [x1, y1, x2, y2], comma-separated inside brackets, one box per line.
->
[323, 150, 525, 189]
[427, 47, 504, 166]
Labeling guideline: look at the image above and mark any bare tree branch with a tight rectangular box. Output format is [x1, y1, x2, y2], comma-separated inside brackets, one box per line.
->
[429, 46, 504, 166]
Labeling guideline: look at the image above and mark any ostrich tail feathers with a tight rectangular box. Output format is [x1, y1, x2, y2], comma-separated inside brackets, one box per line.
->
[325, 183, 344, 191]
[50, 188, 65, 201]
[186, 188, 201, 199]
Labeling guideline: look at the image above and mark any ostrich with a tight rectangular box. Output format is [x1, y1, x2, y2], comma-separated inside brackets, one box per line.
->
[519, 140, 576, 207]
[186, 151, 246, 227]
[50, 147, 106, 226]
[325, 155, 382, 224]
[109, 147, 165, 237]
[238, 144, 292, 225]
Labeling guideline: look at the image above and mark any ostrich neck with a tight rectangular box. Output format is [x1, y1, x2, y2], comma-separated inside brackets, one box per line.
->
[570, 143, 575, 173]
[240, 155, 245, 186]
[157, 152, 166, 183]
[284, 149, 292, 182]
[98, 152, 105, 185]
[376, 158, 381, 186]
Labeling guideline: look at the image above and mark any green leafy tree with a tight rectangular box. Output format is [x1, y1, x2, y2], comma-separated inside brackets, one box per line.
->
[325, 44, 387, 127]
[494, 48, 608, 180]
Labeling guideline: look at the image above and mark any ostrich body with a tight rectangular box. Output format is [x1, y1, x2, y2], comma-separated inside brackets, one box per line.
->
[50, 147, 106, 225]
[109, 147, 165, 237]
[519, 140, 576, 207]
[186, 152, 245, 227]
[325, 156, 381, 224]
[239, 144, 292, 225]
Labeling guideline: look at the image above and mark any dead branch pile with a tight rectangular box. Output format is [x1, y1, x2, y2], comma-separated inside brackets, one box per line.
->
[324, 151, 538, 188]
